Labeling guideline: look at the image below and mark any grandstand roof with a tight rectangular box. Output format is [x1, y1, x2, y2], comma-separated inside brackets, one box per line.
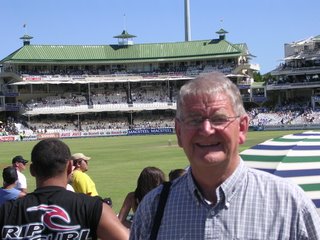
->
[1, 38, 249, 64]
[314, 35, 320, 41]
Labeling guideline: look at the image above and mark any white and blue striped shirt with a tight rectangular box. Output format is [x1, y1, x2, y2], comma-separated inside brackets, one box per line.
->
[130, 160, 320, 240]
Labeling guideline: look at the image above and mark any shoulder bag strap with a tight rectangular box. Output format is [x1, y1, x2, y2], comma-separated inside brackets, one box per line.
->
[150, 181, 172, 240]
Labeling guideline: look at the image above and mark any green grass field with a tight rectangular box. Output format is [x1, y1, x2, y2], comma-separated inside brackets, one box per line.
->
[0, 129, 305, 212]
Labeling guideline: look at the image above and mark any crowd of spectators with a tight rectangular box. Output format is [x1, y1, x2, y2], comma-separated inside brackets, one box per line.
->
[0, 117, 19, 136]
[5, 61, 237, 78]
[5, 109, 320, 136]
[15, 112, 175, 134]
[21, 84, 176, 116]
[25, 94, 88, 111]
[6, 99, 320, 136]
[267, 73, 320, 86]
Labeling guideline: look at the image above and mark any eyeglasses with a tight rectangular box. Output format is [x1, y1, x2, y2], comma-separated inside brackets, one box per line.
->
[179, 115, 240, 130]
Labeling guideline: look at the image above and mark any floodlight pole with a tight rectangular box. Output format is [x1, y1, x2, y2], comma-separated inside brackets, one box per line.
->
[184, 0, 191, 41]
[78, 114, 80, 131]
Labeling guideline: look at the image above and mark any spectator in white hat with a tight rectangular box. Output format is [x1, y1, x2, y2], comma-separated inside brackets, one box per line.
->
[71, 153, 99, 196]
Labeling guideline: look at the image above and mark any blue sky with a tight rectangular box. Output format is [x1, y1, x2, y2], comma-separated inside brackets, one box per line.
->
[1, 0, 319, 74]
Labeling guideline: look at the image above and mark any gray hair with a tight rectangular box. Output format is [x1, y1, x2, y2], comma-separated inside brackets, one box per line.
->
[176, 72, 246, 119]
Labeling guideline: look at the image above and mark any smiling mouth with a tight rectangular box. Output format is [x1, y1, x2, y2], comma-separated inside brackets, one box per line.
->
[196, 142, 220, 148]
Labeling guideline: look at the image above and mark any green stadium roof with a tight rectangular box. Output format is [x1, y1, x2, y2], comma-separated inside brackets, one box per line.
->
[1, 38, 249, 64]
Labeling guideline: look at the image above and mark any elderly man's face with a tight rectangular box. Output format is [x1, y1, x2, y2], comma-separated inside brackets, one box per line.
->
[175, 92, 248, 173]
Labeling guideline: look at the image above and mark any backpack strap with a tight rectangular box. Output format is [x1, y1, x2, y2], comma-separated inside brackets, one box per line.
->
[150, 181, 172, 240]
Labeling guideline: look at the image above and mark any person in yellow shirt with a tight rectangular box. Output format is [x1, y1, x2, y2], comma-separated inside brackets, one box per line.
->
[71, 153, 99, 196]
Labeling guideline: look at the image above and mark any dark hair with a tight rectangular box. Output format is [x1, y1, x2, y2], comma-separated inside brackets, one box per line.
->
[31, 138, 71, 179]
[134, 167, 165, 207]
[169, 168, 187, 181]
[2, 166, 18, 185]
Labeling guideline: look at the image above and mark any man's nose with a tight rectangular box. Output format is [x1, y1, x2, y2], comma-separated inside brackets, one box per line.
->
[199, 119, 216, 134]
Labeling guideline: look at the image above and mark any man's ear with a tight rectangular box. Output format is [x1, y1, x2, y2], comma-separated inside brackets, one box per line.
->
[175, 118, 183, 147]
[239, 115, 249, 145]
[67, 160, 74, 175]
[29, 163, 36, 177]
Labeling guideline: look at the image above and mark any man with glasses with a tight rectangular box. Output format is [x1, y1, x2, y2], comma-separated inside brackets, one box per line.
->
[12, 155, 28, 193]
[130, 72, 320, 239]
[71, 153, 99, 196]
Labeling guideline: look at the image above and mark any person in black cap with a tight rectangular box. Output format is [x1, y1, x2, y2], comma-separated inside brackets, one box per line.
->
[12, 155, 28, 193]
[0, 166, 26, 205]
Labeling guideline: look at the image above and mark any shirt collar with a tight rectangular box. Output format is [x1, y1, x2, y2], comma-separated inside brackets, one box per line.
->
[34, 186, 67, 193]
[220, 160, 247, 208]
[187, 160, 248, 208]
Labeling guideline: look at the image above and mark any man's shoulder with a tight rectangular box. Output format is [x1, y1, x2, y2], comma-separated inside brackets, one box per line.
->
[8, 186, 102, 205]
[72, 169, 83, 175]
[6, 188, 21, 194]
[16, 170, 26, 178]
[247, 167, 290, 183]
[74, 170, 90, 176]
[245, 166, 306, 196]
[72, 169, 87, 179]
[140, 175, 188, 207]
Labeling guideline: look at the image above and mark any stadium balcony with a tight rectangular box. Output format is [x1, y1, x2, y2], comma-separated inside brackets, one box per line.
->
[21, 101, 176, 115]
[130, 102, 176, 111]
[22, 104, 89, 115]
